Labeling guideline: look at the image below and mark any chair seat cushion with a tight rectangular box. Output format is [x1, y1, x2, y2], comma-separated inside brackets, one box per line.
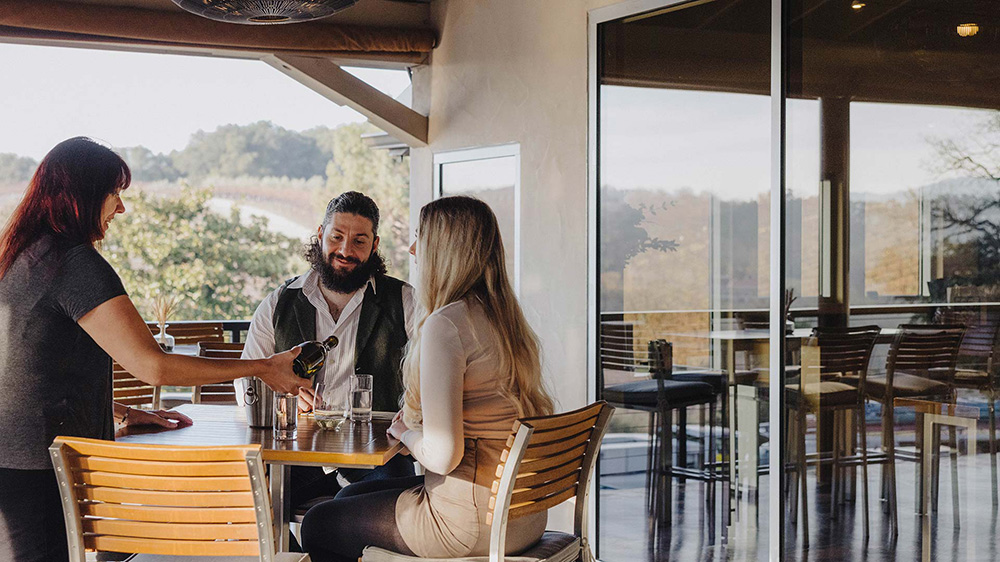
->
[362, 531, 580, 562]
[954, 368, 991, 388]
[866, 373, 949, 399]
[604, 379, 715, 408]
[671, 371, 726, 393]
[786, 381, 858, 408]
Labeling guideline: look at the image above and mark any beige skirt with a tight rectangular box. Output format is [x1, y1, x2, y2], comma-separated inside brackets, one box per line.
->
[395, 438, 547, 558]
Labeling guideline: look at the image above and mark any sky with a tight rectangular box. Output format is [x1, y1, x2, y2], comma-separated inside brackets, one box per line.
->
[600, 85, 993, 199]
[0, 43, 411, 159]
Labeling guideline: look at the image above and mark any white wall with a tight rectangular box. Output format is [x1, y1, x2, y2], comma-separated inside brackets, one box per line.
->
[409, 0, 618, 412]
[408, 0, 621, 533]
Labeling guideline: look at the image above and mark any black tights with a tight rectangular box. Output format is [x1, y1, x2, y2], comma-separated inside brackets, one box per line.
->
[300, 475, 425, 562]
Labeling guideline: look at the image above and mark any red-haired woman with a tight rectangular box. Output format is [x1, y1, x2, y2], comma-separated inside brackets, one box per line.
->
[0, 137, 309, 562]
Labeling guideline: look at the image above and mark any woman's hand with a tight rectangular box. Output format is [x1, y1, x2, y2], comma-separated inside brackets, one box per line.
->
[125, 408, 194, 430]
[259, 347, 310, 395]
[387, 410, 409, 441]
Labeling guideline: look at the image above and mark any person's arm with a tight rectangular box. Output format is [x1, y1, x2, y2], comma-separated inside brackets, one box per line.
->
[389, 312, 465, 475]
[79, 295, 307, 395]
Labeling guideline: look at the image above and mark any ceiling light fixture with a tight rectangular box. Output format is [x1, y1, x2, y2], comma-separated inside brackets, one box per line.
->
[171, 0, 359, 25]
[851, 0, 866, 10]
[956, 22, 980, 37]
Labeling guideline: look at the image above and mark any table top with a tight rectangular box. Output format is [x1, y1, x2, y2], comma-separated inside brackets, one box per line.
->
[668, 327, 899, 342]
[893, 398, 980, 419]
[116, 404, 402, 467]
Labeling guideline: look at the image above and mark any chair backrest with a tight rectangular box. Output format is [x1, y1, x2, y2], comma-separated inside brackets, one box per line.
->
[192, 342, 245, 404]
[48, 437, 276, 562]
[937, 309, 1000, 372]
[599, 321, 636, 373]
[148, 321, 225, 345]
[198, 341, 245, 358]
[112, 362, 160, 410]
[487, 401, 614, 562]
[887, 324, 966, 383]
[806, 325, 881, 384]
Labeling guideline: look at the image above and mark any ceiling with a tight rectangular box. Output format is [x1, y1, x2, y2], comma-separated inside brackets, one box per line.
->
[601, 0, 1000, 109]
[0, 0, 436, 68]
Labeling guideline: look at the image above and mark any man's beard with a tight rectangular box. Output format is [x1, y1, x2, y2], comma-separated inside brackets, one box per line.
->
[305, 238, 387, 294]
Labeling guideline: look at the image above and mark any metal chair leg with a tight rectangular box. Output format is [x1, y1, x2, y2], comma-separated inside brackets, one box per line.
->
[989, 390, 997, 508]
[857, 403, 870, 542]
[887, 405, 898, 538]
[832, 410, 840, 520]
[881, 402, 890, 507]
[799, 407, 810, 547]
[950, 424, 960, 528]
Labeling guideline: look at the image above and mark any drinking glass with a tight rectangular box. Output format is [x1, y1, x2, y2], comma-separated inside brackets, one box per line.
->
[273, 393, 298, 440]
[350, 374, 373, 423]
[313, 381, 349, 430]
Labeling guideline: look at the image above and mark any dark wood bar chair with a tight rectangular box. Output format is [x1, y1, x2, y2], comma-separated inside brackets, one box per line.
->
[147, 321, 226, 345]
[602, 339, 719, 529]
[938, 309, 1000, 504]
[112, 361, 160, 411]
[786, 325, 880, 545]
[192, 341, 244, 404]
[864, 323, 965, 536]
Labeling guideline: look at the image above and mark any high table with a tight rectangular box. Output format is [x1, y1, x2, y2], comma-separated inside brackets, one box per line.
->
[116, 403, 402, 550]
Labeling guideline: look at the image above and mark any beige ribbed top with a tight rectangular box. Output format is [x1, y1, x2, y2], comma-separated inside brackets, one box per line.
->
[395, 299, 547, 558]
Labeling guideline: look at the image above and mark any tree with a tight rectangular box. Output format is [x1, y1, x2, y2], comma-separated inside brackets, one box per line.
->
[118, 146, 180, 182]
[308, 123, 411, 279]
[930, 111, 1000, 287]
[600, 186, 679, 310]
[172, 121, 328, 180]
[0, 153, 37, 182]
[102, 186, 302, 321]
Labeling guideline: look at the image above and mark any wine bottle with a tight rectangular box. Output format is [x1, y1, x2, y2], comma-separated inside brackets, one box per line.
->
[292, 335, 339, 379]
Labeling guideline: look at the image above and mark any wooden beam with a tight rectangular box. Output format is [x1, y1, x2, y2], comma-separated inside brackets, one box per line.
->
[265, 53, 428, 147]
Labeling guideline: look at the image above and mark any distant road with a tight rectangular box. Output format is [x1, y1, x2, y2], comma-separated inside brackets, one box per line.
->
[206, 198, 312, 241]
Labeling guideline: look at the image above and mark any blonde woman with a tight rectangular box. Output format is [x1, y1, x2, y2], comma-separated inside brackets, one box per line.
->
[300, 196, 554, 562]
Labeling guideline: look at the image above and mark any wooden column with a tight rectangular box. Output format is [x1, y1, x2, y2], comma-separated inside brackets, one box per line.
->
[817, 97, 851, 486]
[818, 97, 850, 328]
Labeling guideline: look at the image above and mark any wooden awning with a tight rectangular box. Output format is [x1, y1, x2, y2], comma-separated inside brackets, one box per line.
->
[0, 0, 436, 62]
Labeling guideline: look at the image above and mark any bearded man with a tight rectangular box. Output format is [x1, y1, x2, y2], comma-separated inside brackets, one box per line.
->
[241, 191, 416, 504]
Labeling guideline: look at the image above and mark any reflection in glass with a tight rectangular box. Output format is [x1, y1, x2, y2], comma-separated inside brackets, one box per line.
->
[596, 2, 771, 560]
[783, 0, 1000, 559]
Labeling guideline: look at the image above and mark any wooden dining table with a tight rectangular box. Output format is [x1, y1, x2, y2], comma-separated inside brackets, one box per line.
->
[116, 403, 403, 550]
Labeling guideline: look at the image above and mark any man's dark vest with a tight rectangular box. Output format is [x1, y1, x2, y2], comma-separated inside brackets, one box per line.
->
[272, 274, 408, 412]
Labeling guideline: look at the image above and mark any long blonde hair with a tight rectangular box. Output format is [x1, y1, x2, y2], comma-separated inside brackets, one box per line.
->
[402, 196, 553, 428]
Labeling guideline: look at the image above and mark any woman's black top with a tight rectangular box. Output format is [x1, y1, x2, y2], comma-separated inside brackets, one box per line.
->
[0, 235, 126, 469]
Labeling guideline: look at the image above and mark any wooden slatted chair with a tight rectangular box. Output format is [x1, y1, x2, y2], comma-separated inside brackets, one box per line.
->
[147, 321, 226, 345]
[48, 437, 309, 562]
[937, 309, 1000, 503]
[192, 342, 244, 404]
[865, 323, 966, 537]
[112, 362, 160, 411]
[362, 401, 615, 562]
[786, 325, 880, 545]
